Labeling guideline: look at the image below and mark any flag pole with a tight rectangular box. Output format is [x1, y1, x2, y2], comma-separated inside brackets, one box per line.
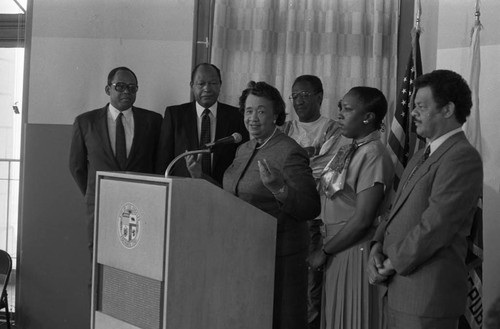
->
[459, 3, 483, 329]
[408, 0, 425, 158]
[415, 0, 422, 31]
[474, 0, 480, 23]
[464, 0, 482, 153]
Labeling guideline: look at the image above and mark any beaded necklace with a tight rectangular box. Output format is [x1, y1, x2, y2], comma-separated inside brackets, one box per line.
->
[256, 127, 278, 150]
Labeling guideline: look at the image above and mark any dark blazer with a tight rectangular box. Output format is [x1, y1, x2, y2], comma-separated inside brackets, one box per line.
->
[223, 130, 320, 329]
[155, 101, 248, 184]
[374, 132, 483, 318]
[224, 130, 320, 254]
[69, 104, 162, 206]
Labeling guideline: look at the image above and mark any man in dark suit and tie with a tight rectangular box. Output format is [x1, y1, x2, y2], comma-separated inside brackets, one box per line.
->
[69, 66, 162, 251]
[155, 63, 248, 184]
[367, 69, 483, 329]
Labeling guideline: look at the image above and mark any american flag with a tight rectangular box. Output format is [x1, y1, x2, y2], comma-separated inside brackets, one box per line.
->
[460, 198, 483, 329]
[387, 27, 424, 191]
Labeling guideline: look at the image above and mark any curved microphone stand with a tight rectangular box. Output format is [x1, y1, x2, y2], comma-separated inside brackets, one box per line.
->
[164, 149, 211, 178]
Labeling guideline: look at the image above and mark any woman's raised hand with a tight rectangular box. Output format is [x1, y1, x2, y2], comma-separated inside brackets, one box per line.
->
[258, 159, 285, 194]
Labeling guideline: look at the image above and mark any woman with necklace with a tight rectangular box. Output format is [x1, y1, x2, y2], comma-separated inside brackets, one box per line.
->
[308, 86, 394, 329]
[187, 81, 320, 329]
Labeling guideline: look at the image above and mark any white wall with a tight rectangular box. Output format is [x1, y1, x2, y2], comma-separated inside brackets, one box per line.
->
[19, 1, 196, 327]
[28, 0, 195, 124]
[420, 0, 500, 318]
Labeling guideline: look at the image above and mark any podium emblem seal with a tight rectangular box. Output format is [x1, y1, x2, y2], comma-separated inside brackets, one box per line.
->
[118, 202, 141, 249]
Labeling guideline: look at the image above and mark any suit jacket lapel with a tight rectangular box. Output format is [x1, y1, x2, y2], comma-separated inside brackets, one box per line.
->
[96, 105, 117, 165]
[231, 140, 257, 194]
[128, 107, 142, 166]
[187, 102, 200, 150]
[215, 104, 230, 140]
[213, 104, 231, 168]
[390, 147, 425, 210]
[388, 132, 467, 224]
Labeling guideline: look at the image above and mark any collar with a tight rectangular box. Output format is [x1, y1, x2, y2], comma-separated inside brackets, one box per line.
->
[353, 130, 381, 146]
[108, 103, 133, 121]
[249, 128, 283, 148]
[196, 102, 218, 118]
[296, 115, 328, 127]
[428, 127, 462, 155]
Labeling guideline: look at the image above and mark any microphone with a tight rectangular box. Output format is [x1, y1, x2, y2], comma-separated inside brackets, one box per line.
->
[203, 133, 243, 149]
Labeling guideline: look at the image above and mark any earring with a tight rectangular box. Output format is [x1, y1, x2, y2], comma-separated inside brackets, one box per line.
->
[363, 120, 369, 124]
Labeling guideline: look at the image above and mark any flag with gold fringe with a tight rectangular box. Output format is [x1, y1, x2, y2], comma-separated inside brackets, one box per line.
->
[459, 4, 483, 329]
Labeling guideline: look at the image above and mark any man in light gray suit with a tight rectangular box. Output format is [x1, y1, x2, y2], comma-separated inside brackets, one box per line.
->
[368, 69, 483, 329]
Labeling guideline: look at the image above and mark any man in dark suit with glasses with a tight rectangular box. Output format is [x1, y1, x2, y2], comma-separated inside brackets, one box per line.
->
[69, 66, 162, 254]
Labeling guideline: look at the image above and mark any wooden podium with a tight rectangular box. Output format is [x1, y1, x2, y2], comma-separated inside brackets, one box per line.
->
[91, 172, 277, 329]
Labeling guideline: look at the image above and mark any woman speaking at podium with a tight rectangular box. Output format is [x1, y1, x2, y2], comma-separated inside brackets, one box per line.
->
[186, 81, 320, 329]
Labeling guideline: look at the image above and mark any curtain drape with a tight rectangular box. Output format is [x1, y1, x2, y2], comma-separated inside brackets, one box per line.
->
[211, 0, 399, 139]
[0, 14, 25, 48]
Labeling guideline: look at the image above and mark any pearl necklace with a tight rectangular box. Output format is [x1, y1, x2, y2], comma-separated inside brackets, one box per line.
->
[256, 127, 278, 150]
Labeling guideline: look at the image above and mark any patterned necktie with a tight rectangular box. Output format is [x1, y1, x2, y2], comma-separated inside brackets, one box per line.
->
[115, 112, 127, 170]
[402, 146, 430, 190]
[200, 109, 212, 175]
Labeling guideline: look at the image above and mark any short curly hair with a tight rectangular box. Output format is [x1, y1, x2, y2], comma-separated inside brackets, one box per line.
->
[190, 63, 222, 84]
[293, 75, 324, 94]
[107, 67, 138, 86]
[238, 81, 286, 126]
[414, 69, 472, 124]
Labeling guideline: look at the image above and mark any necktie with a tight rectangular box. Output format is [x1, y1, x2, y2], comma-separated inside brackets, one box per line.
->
[116, 112, 127, 170]
[200, 109, 212, 175]
[403, 146, 430, 189]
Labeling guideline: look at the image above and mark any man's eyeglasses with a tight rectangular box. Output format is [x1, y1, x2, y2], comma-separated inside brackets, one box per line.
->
[110, 83, 139, 94]
[289, 91, 318, 101]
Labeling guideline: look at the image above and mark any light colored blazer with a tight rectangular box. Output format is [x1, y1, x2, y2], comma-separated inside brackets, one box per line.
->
[374, 131, 483, 318]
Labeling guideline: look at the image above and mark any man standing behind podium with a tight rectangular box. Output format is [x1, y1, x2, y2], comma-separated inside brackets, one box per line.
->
[155, 63, 248, 184]
[69, 66, 162, 252]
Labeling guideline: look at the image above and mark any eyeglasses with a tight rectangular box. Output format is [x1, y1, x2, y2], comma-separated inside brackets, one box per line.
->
[110, 83, 139, 94]
[289, 91, 318, 101]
